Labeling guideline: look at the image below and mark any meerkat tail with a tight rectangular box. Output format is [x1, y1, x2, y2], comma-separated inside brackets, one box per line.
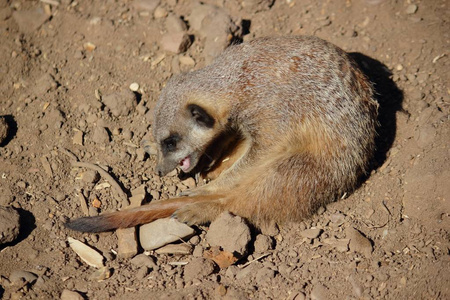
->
[65, 197, 207, 233]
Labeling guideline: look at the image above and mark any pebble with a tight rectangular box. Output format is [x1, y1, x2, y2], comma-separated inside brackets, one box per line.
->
[154, 6, 168, 18]
[131, 254, 157, 269]
[254, 234, 274, 253]
[0, 206, 20, 244]
[406, 4, 418, 14]
[80, 170, 100, 184]
[300, 228, 322, 239]
[72, 130, 84, 146]
[205, 212, 251, 256]
[60, 289, 84, 300]
[89, 267, 112, 281]
[183, 258, 216, 281]
[0, 117, 9, 145]
[12, 8, 50, 34]
[116, 228, 138, 259]
[322, 238, 349, 252]
[346, 227, 373, 257]
[139, 218, 195, 250]
[136, 266, 149, 280]
[161, 32, 192, 54]
[102, 90, 137, 117]
[129, 82, 139, 92]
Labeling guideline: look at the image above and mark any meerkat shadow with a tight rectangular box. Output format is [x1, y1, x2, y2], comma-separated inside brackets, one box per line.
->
[349, 52, 404, 173]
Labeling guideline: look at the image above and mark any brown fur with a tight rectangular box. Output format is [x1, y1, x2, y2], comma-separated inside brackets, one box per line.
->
[66, 36, 378, 233]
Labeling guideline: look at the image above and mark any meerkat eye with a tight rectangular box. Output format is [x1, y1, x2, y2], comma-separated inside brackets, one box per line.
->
[188, 104, 215, 128]
[162, 134, 180, 154]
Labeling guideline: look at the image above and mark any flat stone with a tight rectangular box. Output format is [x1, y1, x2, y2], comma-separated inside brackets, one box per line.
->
[205, 212, 251, 256]
[139, 218, 195, 250]
[130, 254, 157, 269]
[117, 227, 138, 259]
[300, 228, 322, 239]
[10, 270, 38, 284]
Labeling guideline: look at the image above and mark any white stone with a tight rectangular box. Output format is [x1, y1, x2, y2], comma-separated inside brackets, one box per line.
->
[139, 218, 195, 250]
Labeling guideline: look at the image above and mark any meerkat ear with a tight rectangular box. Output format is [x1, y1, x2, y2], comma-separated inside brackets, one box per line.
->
[187, 104, 215, 128]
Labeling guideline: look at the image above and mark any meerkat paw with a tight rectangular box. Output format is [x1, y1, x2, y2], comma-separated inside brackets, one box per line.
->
[172, 201, 224, 225]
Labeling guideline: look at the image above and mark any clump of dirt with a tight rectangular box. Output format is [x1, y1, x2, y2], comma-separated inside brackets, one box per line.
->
[0, 0, 448, 299]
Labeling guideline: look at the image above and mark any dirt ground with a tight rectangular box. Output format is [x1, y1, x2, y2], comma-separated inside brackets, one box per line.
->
[0, 0, 449, 299]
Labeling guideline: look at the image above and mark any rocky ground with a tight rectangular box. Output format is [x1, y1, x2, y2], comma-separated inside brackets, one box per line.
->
[0, 0, 449, 299]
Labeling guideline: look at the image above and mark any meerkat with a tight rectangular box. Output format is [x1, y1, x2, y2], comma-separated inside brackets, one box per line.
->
[66, 36, 378, 233]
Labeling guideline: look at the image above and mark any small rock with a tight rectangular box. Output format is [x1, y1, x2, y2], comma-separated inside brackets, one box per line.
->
[89, 267, 112, 281]
[205, 212, 251, 257]
[10, 270, 38, 284]
[67, 237, 105, 268]
[132, 0, 160, 12]
[80, 170, 100, 184]
[241, 0, 274, 13]
[330, 213, 346, 226]
[129, 82, 139, 92]
[0, 117, 9, 145]
[322, 238, 349, 252]
[405, 4, 418, 14]
[165, 14, 187, 33]
[161, 32, 192, 54]
[12, 8, 50, 34]
[155, 243, 192, 255]
[73, 130, 84, 146]
[92, 126, 110, 145]
[311, 284, 329, 300]
[183, 258, 216, 281]
[136, 266, 149, 280]
[346, 227, 373, 257]
[34, 74, 58, 95]
[254, 234, 274, 253]
[154, 6, 168, 18]
[300, 228, 322, 239]
[0, 206, 20, 245]
[102, 90, 137, 117]
[179, 55, 195, 66]
[130, 254, 157, 269]
[117, 228, 138, 259]
[60, 289, 84, 300]
[139, 218, 195, 250]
